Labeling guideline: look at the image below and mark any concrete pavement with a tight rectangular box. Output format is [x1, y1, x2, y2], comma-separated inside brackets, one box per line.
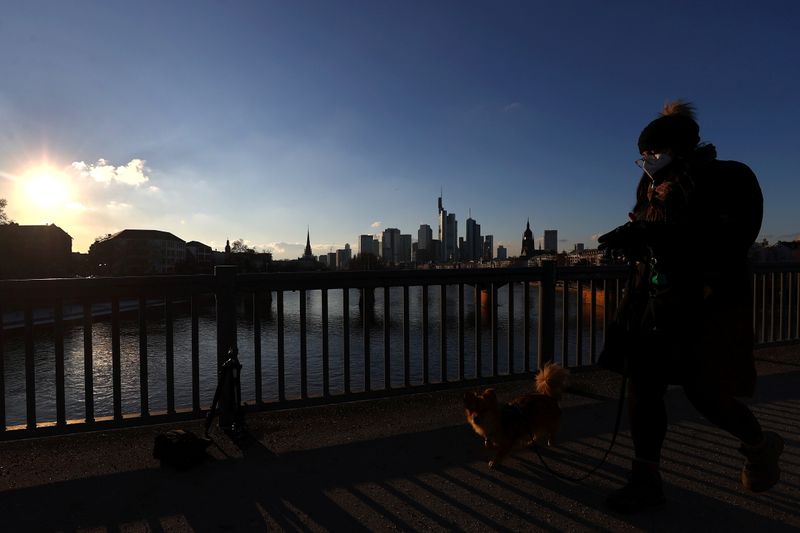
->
[1, 345, 798, 532]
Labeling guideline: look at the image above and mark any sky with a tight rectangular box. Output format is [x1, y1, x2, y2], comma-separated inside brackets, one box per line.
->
[1, 0, 798, 259]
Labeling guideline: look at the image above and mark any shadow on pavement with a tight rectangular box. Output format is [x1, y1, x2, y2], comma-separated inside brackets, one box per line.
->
[1, 370, 798, 531]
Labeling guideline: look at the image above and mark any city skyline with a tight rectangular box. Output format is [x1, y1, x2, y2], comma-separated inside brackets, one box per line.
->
[1, 1, 798, 259]
[37, 191, 556, 259]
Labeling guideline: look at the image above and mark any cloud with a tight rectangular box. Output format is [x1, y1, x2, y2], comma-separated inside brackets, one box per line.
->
[370, 221, 382, 228]
[106, 201, 132, 210]
[72, 158, 150, 187]
[503, 102, 523, 113]
[590, 233, 601, 241]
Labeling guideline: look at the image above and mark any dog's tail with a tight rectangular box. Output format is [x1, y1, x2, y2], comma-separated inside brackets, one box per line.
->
[535, 362, 569, 400]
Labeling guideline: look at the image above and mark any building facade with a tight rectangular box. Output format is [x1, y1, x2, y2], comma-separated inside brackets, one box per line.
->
[482, 235, 493, 261]
[399, 234, 412, 264]
[0, 224, 73, 279]
[465, 217, 482, 261]
[359, 234, 379, 256]
[336, 243, 352, 269]
[417, 224, 432, 252]
[437, 196, 457, 262]
[544, 230, 558, 253]
[89, 229, 187, 275]
[381, 228, 401, 265]
[186, 240, 213, 270]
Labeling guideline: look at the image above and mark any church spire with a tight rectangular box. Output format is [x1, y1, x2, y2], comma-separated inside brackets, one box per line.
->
[303, 228, 313, 259]
[521, 219, 535, 259]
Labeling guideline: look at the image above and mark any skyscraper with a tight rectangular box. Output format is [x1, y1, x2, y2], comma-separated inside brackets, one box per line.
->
[465, 216, 482, 261]
[447, 212, 457, 261]
[399, 234, 412, 263]
[544, 230, 558, 253]
[417, 224, 432, 251]
[438, 195, 447, 262]
[359, 234, 377, 256]
[483, 234, 493, 261]
[382, 228, 401, 265]
[438, 195, 457, 262]
[336, 243, 351, 269]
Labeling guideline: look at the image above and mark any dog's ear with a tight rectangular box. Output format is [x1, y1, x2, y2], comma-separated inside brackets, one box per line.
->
[463, 391, 478, 410]
[481, 388, 497, 401]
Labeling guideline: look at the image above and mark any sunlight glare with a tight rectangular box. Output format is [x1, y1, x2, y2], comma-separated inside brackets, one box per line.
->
[22, 166, 72, 209]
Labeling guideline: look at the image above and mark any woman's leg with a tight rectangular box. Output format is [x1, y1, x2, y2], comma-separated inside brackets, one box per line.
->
[607, 375, 669, 513]
[682, 381, 762, 446]
[629, 377, 669, 461]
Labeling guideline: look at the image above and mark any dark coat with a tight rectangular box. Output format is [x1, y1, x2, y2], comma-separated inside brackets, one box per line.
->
[603, 146, 762, 396]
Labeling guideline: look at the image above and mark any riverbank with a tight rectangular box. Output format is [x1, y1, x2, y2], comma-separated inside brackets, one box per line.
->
[1, 345, 798, 531]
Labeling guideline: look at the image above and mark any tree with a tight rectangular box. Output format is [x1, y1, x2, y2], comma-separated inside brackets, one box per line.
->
[231, 238, 254, 254]
[0, 198, 12, 224]
[348, 252, 384, 271]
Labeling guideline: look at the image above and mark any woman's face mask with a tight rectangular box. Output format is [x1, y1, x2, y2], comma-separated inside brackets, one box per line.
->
[636, 152, 673, 181]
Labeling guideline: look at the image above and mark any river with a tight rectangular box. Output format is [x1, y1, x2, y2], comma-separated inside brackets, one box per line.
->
[1, 284, 604, 426]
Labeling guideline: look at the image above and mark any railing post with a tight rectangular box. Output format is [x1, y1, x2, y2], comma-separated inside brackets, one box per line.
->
[215, 265, 238, 369]
[537, 260, 556, 369]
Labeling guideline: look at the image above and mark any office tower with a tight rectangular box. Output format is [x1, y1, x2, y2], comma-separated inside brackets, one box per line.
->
[446, 213, 457, 261]
[431, 239, 442, 263]
[327, 252, 337, 268]
[382, 228, 401, 265]
[497, 245, 507, 260]
[575, 243, 585, 253]
[483, 235, 493, 261]
[399, 234, 412, 263]
[438, 195, 457, 262]
[359, 234, 376, 256]
[417, 224, 433, 251]
[438, 196, 447, 261]
[544, 230, 558, 253]
[336, 243, 351, 269]
[465, 216, 482, 261]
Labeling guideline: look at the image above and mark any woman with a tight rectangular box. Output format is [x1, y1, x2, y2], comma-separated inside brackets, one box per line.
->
[598, 101, 783, 514]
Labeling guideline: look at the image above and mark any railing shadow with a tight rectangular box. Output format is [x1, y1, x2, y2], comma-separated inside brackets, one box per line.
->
[1, 369, 798, 531]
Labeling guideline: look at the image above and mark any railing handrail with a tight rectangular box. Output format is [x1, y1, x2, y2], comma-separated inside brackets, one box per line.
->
[0, 274, 214, 306]
[0, 266, 632, 304]
[751, 262, 800, 273]
[2, 262, 795, 302]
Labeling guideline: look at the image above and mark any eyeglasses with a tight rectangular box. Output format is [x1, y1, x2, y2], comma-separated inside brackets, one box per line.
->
[635, 152, 665, 169]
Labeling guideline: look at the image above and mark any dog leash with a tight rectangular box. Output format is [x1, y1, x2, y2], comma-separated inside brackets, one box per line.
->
[529, 374, 628, 483]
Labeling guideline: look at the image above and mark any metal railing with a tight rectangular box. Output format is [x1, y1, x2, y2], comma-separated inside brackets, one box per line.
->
[752, 263, 800, 345]
[1, 262, 797, 440]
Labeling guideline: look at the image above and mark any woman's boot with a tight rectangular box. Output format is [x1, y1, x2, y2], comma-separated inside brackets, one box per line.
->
[607, 458, 666, 514]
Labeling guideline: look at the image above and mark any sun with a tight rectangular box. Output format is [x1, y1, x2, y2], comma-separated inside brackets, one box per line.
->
[22, 166, 73, 209]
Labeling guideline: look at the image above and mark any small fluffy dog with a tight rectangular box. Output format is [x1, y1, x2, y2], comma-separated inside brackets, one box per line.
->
[464, 363, 569, 468]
